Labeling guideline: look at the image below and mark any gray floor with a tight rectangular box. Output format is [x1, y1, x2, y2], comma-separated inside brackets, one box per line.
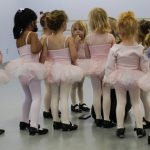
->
[0, 78, 149, 150]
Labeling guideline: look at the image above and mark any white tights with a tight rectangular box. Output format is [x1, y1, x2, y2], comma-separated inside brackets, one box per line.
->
[91, 76, 102, 119]
[103, 86, 111, 121]
[140, 90, 150, 121]
[19, 77, 41, 128]
[115, 87, 143, 129]
[51, 82, 71, 124]
[44, 80, 51, 112]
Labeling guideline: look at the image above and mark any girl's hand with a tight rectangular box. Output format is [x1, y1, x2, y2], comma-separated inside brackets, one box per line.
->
[74, 35, 81, 45]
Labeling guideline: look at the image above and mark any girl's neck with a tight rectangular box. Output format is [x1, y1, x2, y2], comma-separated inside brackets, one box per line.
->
[52, 29, 64, 36]
[121, 37, 137, 46]
[43, 29, 51, 36]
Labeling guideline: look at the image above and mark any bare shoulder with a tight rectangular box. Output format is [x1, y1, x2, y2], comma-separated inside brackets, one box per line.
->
[66, 36, 74, 45]
[30, 32, 38, 38]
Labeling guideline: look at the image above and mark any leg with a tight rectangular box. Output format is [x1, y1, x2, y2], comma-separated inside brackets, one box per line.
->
[140, 90, 150, 122]
[29, 79, 41, 128]
[71, 83, 82, 113]
[44, 80, 51, 112]
[103, 86, 116, 128]
[91, 76, 102, 120]
[43, 80, 52, 118]
[50, 83, 60, 122]
[103, 86, 111, 121]
[78, 78, 84, 104]
[19, 77, 32, 124]
[60, 82, 78, 131]
[115, 87, 126, 129]
[71, 83, 77, 105]
[115, 87, 126, 138]
[129, 87, 146, 138]
[129, 88, 143, 128]
[60, 82, 71, 124]
[78, 78, 90, 112]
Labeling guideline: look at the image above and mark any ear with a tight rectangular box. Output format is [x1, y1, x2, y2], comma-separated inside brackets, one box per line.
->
[62, 21, 67, 28]
[31, 21, 35, 27]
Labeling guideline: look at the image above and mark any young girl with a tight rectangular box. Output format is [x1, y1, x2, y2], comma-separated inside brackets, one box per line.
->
[40, 12, 53, 119]
[6, 8, 48, 136]
[0, 50, 9, 135]
[137, 21, 150, 129]
[104, 11, 148, 138]
[70, 20, 90, 113]
[40, 10, 84, 131]
[85, 8, 115, 127]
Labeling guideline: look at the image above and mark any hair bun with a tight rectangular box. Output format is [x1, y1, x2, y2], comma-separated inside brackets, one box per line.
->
[121, 11, 135, 20]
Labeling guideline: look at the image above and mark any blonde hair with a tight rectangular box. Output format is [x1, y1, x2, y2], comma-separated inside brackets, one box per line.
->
[117, 11, 138, 39]
[71, 20, 88, 38]
[144, 33, 150, 49]
[88, 8, 110, 33]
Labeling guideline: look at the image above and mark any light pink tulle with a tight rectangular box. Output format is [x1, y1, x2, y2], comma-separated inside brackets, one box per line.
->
[138, 72, 150, 91]
[105, 69, 145, 89]
[77, 58, 106, 78]
[0, 69, 9, 85]
[45, 61, 84, 83]
[5, 58, 47, 80]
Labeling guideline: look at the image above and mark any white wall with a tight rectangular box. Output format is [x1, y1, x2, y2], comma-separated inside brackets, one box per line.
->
[24, 0, 150, 19]
[0, 0, 24, 61]
[0, 0, 150, 61]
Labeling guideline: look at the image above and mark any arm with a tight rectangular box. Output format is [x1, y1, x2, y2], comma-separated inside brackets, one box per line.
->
[31, 32, 42, 54]
[140, 54, 149, 73]
[39, 39, 48, 64]
[111, 35, 116, 46]
[104, 48, 116, 78]
[68, 37, 77, 65]
[84, 41, 90, 58]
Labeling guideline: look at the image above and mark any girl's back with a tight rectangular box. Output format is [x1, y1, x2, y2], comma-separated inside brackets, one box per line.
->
[86, 32, 114, 46]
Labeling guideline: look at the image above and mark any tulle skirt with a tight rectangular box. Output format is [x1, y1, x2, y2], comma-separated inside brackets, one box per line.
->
[76, 58, 106, 78]
[5, 58, 47, 80]
[0, 69, 9, 85]
[45, 61, 84, 83]
[138, 72, 150, 91]
[104, 69, 145, 89]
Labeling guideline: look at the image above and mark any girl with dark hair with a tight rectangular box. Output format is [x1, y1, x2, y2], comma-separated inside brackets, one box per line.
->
[6, 8, 48, 136]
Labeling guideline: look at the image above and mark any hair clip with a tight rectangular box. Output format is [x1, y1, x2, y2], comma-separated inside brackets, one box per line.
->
[18, 8, 24, 13]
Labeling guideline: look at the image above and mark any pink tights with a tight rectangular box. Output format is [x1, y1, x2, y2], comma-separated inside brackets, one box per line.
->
[19, 76, 41, 128]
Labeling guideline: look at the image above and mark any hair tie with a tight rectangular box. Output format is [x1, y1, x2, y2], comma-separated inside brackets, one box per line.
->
[18, 8, 24, 13]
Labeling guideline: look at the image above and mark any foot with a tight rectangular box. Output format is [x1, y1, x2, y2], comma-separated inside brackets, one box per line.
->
[53, 122, 62, 130]
[71, 104, 82, 113]
[134, 128, 146, 138]
[19, 122, 30, 130]
[116, 128, 125, 138]
[29, 126, 48, 136]
[95, 119, 103, 127]
[103, 120, 116, 128]
[0, 129, 5, 135]
[143, 117, 150, 129]
[62, 122, 78, 131]
[148, 135, 150, 145]
[43, 111, 52, 119]
[79, 103, 90, 112]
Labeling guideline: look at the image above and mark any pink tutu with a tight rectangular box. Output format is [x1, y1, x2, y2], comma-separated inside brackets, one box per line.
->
[105, 69, 145, 89]
[138, 72, 150, 91]
[0, 69, 9, 85]
[45, 61, 84, 83]
[77, 58, 106, 78]
[5, 58, 47, 80]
